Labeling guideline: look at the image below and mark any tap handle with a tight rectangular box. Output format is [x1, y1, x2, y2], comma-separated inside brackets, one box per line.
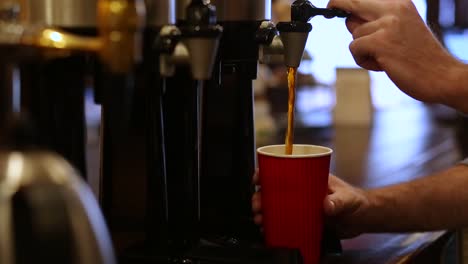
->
[256, 22, 278, 45]
[311, 8, 350, 19]
[186, 0, 217, 26]
[291, 0, 349, 22]
[182, 0, 222, 37]
[97, 0, 146, 73]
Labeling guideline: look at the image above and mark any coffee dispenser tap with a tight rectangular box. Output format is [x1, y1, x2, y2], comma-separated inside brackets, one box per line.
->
[0, 0, 145, 73]
[259, 0, 349, 68]
[159, 0, 222, 80]
[290, 0, 349, 22]
[256, 0, 348, 258]
[0, 0, 146, 180]
[151, 0, 222, 253]
[257, 21, 284, 65]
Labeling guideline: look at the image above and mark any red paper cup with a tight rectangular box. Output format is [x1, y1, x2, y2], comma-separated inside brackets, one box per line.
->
[257, 144, 332, 264]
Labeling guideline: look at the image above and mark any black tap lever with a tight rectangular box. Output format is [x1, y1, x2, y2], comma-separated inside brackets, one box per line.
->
[309, 7, 349, 18]
[291, 0, 349, 22]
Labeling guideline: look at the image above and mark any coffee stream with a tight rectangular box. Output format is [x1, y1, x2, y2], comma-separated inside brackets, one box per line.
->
[285, 67, 297, 155]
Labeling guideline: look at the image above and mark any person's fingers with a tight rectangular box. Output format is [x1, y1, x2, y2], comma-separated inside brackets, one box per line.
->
[254, 214, 263, 225]
[352, 16, 397, 40]
[328, 175, 344, 194]
[252, 192, 262, 213]
[325, 176, 343, 215]
[329, 174, 342, 184]
[253, 168, 259, 185]
[253, 169, 259, 184]
[324, 190, 352, 216]
[324, 183, 366, 217]
[328, 174, 349, 189]
[346, 15, 367, 35]
[349, 34, 383, 71]
[323, 195, 337, 216]
[327, 0, 385, 21]
[324, 180, 360, 216]
[359, 58, 382, 72]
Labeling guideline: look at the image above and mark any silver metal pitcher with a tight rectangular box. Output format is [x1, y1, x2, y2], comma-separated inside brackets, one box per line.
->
[0, 149, 116, 264]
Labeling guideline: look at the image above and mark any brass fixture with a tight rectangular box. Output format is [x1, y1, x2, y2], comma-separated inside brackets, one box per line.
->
[0, 0, 146, 73]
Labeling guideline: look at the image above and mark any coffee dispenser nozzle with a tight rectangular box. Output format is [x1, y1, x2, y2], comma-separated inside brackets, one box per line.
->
[258, 0, 349, 68]
[257, 21, 284, 65]
[159, 0, 222, 80]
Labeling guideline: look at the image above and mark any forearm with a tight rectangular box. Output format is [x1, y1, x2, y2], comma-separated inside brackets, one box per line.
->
[442, 62, 468, 114]
[357, 164, 468, 233]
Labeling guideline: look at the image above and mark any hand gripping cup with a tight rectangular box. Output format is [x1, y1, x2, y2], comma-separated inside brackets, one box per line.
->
[257, 144, 332, 264]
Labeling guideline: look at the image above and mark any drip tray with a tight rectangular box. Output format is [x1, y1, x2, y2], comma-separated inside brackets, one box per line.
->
[121, 239, 303, 264]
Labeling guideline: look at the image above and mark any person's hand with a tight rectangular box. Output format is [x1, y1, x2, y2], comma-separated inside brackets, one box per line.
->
[252, 172, 371, 238]
[327, 0, 468, 108]
[324, 175, 371, 238]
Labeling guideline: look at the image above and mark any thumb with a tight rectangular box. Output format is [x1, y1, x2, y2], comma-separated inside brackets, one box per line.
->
[323, 190, 353, 216]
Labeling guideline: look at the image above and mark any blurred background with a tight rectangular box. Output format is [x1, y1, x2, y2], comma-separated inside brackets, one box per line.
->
[81, 0, 468, 186]
[253, 0, 468, 155]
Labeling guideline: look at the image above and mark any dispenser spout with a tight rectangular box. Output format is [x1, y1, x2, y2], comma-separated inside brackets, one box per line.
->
[276, 0, 349, 68]
[276, 22, 312, 68]
[180, 0, 223, 80]
[158, 0, 222, 80]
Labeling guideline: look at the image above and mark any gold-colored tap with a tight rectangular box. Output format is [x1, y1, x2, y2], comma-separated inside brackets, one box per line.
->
[21, 27, 102, 52]
[97, 0, 145, 73]
[0, 0, 146, 73]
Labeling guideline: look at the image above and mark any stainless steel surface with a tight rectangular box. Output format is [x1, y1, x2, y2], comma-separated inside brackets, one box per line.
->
[184, 37, 220, 80]
[159, 24, 220, 80]
[159, 26, 188, 77]
[98, 0, 146, 73]
[175, 0, 190, 21]
[0, 21, 101, 61]
[279, 31, 309, 68]
[0, 151, 116, 264]
[176, 0, 271, 21]
[0, 182, 13, 264]
[24, 0, 174, 27]
[258, 21, 284, 65]
[159, 30, 220, 79]
[25, 0, 97, 27]
[259, 34, 284, 64]
[146, 0, 175, 26]
[0, 0, 143, 73]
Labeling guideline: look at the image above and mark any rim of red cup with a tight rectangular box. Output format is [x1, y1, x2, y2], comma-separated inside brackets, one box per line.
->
[257, 144, 333, 158]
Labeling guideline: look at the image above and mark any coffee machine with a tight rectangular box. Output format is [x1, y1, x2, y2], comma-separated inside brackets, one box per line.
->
[178, 0, 347, 252]
[98, 0, 173, 254]
[0, 0, 348, 263]
[17, 0, 97, 178]
[115, 0, 345, 263]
